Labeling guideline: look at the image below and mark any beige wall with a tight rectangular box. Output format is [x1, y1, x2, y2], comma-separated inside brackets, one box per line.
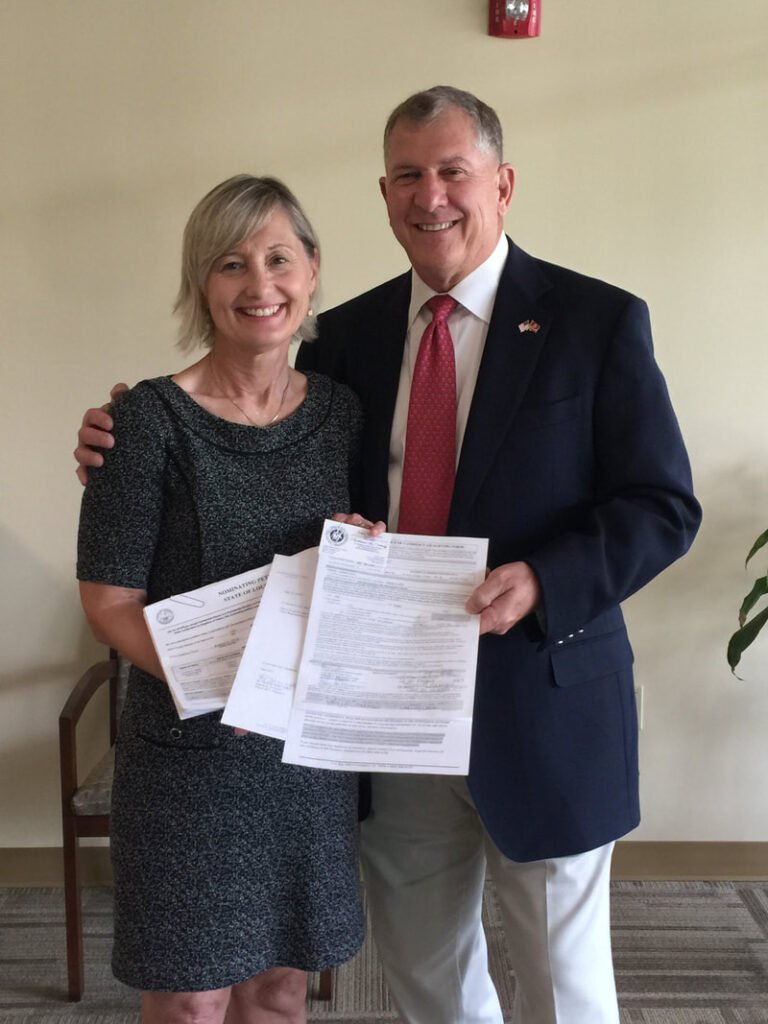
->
[1, 0, 767, 848]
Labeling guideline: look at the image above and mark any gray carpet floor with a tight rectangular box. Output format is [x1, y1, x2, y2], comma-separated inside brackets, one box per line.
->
[1, 882, 767, 1023]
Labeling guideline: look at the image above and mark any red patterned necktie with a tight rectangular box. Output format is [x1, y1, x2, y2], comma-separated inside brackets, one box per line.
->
[398, 294, 458, 535]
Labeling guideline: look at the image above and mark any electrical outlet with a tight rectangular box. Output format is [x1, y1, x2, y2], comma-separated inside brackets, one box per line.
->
[634, 686, 645, 730]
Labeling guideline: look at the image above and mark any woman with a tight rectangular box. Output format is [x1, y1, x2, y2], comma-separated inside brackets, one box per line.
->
[77, 174, 378, 1024]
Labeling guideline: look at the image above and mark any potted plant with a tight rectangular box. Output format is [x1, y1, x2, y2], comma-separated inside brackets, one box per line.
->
[727, 528, 768, 674]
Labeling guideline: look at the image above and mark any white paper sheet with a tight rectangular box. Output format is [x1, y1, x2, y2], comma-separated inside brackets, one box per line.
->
[282, 520, 488, 774]
[221, 547, 317, 738]
[143, 564, 271, 720]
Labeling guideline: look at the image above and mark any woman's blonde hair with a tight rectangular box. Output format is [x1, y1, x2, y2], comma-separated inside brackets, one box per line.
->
[174, 174, 320, 352]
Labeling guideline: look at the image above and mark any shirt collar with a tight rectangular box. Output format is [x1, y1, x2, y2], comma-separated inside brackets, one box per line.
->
[408, 233, 509, 328]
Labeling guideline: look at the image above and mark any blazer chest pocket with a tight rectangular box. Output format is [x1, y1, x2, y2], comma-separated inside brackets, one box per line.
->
[515, 394, 582, 432]
[550, 628, 634, 688]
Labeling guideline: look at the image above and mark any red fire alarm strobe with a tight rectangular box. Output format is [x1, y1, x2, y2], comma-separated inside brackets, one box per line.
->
[488, 0, 540, 38]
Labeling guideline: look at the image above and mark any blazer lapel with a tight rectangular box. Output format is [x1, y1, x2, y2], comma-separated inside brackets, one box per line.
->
[451, 242, 554, 525]
[354, 274, 411, 520]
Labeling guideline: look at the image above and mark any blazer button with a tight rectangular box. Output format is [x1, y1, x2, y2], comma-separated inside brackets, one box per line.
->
[169, 727, 182, 739]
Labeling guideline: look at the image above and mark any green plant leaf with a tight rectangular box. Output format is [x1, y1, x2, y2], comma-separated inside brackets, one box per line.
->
[738, 575, 768, 627]
[745, 528, 768, 567]
[727, 606, 768, 674]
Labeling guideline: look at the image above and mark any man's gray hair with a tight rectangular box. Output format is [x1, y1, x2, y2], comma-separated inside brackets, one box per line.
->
[174, 174, 320, 353]
[383, 86, 504, 161]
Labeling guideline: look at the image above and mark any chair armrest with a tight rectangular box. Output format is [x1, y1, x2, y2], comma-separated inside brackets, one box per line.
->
[59, 658, 119, 806]
[59, 658, 119, 728]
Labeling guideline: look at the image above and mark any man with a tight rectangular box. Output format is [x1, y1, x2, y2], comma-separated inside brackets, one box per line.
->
[75, 87, 701, 1024]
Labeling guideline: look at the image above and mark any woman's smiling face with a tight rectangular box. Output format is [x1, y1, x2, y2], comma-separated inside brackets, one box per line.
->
[204, 205, 318, 354]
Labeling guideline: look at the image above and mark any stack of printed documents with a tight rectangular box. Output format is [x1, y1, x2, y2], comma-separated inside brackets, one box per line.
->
[144, 520, 488, 774]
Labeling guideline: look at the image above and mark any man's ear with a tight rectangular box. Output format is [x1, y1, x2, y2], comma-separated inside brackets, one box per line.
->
[379, 176, 388, 202]
[498, 163, 515, 214]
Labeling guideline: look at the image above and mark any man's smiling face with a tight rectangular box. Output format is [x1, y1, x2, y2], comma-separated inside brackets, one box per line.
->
[380, 106, 514, 293]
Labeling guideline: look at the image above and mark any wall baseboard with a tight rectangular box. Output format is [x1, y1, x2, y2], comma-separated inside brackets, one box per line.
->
[0, 847, 113, 886]
[1, 842, 766, 886]
[611, 841, 768, 880]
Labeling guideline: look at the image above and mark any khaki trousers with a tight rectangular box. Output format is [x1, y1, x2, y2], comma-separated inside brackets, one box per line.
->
[360, 773, 620, 1024]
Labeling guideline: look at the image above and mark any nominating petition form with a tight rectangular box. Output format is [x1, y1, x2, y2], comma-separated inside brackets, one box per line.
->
[282, 520, 488, 774]
[144, 564, 271, 720]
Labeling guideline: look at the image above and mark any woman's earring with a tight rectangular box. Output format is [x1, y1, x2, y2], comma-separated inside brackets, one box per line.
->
[307, 306, 314, 317]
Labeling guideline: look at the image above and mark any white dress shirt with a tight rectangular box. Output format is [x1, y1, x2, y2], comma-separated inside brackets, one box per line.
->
[388, 232, 509, 531]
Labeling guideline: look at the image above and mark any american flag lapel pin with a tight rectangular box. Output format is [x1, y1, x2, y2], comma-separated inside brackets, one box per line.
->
[518, 319, 541, 334]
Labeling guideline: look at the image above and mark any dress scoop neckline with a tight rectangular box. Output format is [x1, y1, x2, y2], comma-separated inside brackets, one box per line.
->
[142, 372, 332, 455]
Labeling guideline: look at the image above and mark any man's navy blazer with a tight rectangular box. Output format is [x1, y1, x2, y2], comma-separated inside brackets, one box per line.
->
[297, 239, 701, 862]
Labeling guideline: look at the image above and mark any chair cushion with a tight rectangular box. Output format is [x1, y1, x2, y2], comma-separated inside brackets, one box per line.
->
[71, 747, 115, 816]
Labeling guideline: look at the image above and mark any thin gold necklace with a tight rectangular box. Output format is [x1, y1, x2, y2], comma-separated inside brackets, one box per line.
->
[209, 354, 290, 427]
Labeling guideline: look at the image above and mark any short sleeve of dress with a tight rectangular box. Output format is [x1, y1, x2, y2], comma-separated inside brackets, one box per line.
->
[77, 381, 170, 589]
